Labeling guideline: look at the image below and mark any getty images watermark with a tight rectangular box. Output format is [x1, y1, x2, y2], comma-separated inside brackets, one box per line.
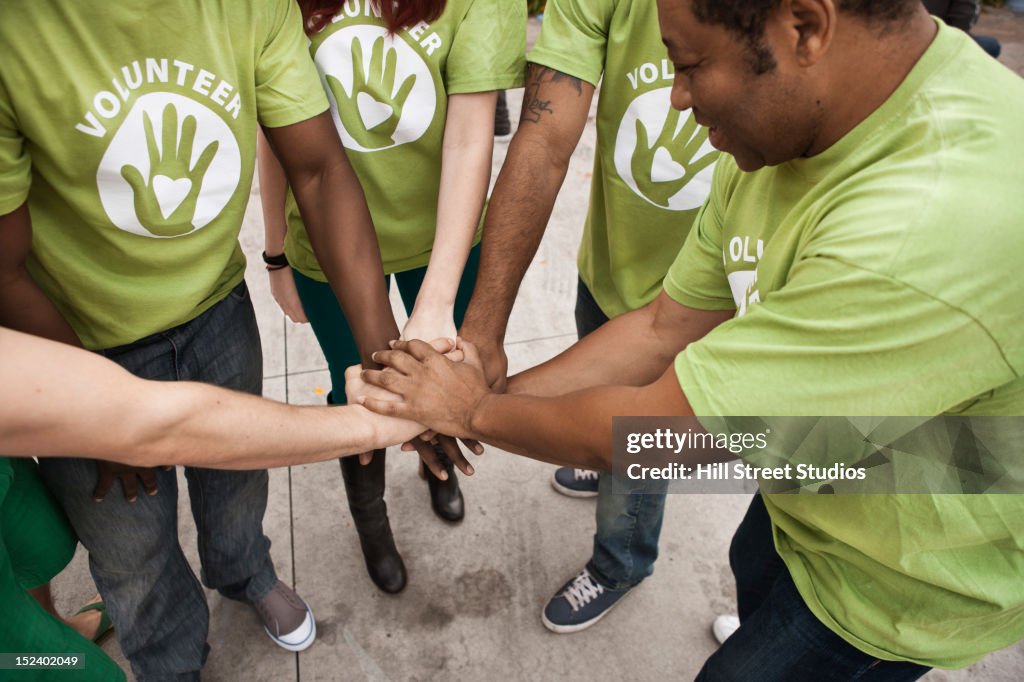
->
[611, 416, 1023, 494]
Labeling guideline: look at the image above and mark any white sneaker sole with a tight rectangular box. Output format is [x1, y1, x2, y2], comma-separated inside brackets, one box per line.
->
[551, 477, 599, 498]
[265, 608, 317, 652]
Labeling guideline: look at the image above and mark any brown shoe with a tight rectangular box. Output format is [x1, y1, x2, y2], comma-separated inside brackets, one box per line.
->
[254, 581, 316, 652]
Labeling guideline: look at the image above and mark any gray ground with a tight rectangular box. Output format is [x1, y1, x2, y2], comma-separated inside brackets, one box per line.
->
[52, 8, 1024, 681]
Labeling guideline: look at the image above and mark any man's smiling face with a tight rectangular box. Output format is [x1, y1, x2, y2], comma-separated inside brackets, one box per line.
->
[657, 0, 824, 172]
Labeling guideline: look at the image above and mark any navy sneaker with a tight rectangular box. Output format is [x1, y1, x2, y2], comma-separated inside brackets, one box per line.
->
[551, 467, 600, 498]
[541, 568, 631, 633]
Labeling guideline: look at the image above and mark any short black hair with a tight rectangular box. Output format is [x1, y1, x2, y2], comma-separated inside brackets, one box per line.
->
[690, 0, 919, 74]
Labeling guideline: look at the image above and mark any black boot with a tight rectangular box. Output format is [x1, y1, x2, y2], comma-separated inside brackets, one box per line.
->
[422, 444, 465, 522]
[339, 450, 407, 593]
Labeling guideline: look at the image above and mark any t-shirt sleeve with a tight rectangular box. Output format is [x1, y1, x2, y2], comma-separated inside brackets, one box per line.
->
[662, 159, 738, 311]
[674, 256, 1016, 419]
[255, 0, 329, 128]
[446, 0, 527, 94]
[0, 76, 30, 214]
[527, 0, 614, 86]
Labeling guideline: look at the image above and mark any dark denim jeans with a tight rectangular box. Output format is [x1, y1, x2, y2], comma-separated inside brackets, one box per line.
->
[696, 495, 931, 681]
[38, 282, 278, 682]
[575, 279, 668, 589]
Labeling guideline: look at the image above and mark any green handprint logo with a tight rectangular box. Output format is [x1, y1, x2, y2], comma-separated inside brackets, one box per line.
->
[327, 36, 417, 150]
[120, 104, 219, 237]
[631, 107, 719, 208]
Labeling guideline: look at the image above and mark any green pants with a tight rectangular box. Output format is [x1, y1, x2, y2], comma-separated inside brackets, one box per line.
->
[293, 244, 481, 400]
[0, 457, 126, 681]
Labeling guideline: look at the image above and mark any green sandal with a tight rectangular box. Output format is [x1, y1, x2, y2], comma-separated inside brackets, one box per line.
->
[74, 600, 114, 643]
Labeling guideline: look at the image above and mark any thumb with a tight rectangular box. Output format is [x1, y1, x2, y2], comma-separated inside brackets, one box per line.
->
[456, 337, 482, 368]
[427, 337, 456, 354]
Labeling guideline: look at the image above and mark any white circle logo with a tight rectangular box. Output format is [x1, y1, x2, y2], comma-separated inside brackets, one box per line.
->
[316, 25, 436, 152]
[614, 87, 718, 211]
[97, 93, 242, 238]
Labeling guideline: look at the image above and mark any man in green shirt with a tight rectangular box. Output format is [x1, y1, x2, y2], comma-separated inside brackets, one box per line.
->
[0, 1, 402, 678]
[459, 0, 718, 633]
[357, 0, 1024, 677]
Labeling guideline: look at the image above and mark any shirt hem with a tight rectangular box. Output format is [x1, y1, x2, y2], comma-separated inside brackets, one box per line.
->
[259, 101, 330, 130]
[527, 50, 602, 87]
[0, 188, 30, 215]
[447, 73, 526, 95]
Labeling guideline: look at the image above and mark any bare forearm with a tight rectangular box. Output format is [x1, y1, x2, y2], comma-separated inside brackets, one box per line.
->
[460, 66, 594, 344]
[265, 115, 400, 364]
[0, 271, 80, 345]
[0, 204, 80, 346]
[143, 387, 420, 469]
[296, 163, 398, 361]
[510, 309, 673, 396]
[18, 384, 415, 469]
[257, 130, 289, 254]
[459, 140, 566, 340]
[467, 389, 632, 469]
[1, 327, 420, 468]
[470, 372, 694, 470]
[413, 94, 495, 315]
[510, 296, 733, 397]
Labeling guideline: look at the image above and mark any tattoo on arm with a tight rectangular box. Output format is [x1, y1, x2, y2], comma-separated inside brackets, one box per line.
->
[520, 65, 585, 124]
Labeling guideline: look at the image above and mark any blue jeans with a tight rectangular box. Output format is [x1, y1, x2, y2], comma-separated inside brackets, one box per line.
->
[696, 495, 931, 681]
[575, 279, 668, 589]
[974, 35, 1001, 59]
[38, 282, 278, 682]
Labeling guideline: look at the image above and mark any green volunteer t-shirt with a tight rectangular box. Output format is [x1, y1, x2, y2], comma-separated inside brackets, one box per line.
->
[284, 0, 526, 279]
[529, 0, 719, 318]
[665, 23, 1024, 668]
[0, 0, 328, 349]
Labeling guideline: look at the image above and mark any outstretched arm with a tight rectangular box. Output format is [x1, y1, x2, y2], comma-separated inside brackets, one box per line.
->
[403, 92, 497, 344]
[0, 327, 425, 469]
[257, 129, 308, 323]
[358, 339, 692, 470]
[458, 65, 596, 388]
[509, 292, 732, 397]
[262, 112, 399, 366]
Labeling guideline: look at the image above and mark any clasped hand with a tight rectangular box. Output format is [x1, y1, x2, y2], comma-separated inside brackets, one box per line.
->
[344, 337, 486, 478]
[350, 337, 491, 450]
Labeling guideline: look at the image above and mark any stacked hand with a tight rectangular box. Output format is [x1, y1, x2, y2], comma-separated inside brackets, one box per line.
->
[459, 334, 508, 393]
[345, 337, 485, 478]
[401, 311, 456, 351]
[356, 338, 492, 443]
[93, 460, 172, 502]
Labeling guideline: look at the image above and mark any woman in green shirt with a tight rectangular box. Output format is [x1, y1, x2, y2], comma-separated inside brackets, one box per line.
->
[259, 0, 525, 594]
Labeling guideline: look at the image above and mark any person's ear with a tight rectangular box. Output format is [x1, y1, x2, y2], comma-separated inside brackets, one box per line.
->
[783, 0, 835, 67]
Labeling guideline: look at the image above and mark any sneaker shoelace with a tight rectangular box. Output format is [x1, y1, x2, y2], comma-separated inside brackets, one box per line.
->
[563, 570, 605, 612]
[573, 469, 599, 481]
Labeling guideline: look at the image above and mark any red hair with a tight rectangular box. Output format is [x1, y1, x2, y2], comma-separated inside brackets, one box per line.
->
[298, 0, 447, 35]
